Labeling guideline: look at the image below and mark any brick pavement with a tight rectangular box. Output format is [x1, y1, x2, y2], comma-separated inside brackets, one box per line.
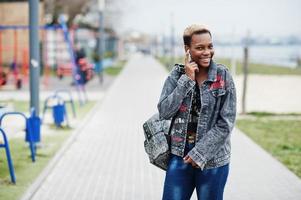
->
[21, 54, 301, 200]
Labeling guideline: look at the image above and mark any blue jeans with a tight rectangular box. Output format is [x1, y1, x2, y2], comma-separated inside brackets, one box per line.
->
[162, 143, 229, 200]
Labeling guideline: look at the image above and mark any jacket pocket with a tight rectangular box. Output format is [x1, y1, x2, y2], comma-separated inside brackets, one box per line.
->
[210, 88, 226, 97]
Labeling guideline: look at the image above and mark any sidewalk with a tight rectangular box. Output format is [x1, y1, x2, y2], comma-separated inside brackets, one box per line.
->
[21, 54, 301, 200]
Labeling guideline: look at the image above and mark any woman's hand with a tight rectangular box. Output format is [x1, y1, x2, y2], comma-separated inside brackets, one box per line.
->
[183, 155, 200, 168]
[184, 49, 199, 81]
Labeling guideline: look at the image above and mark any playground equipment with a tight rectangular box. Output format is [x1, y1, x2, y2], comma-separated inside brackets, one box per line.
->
[0, 110, 38, 162]
[0, 127, 15, 183]
[59, 15, 89, 105]
[0, 26, 29, 89]
[25, 108, 41, 144]
[0, 109, 40, 183]
[42, 94, 69, 127]
[54, 89, 76, 118]
[0, 21, 90, 104]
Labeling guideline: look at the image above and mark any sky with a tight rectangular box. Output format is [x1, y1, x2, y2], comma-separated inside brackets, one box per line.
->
[118, 0, 301, 39]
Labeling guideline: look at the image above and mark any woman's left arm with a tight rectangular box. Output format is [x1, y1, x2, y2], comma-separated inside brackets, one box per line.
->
[187, 71, 237, 170]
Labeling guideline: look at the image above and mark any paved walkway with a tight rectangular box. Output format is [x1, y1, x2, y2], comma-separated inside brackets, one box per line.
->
[21, 54, 301, 200]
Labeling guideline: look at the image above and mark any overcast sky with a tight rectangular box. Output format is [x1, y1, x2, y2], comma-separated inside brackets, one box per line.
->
[118, 0, 301, 39]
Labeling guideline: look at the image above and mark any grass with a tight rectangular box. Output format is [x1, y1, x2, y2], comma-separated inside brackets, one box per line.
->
[157, 56, 182, 72]
[0, 99, 95, 116]
[236, 113, 301, 178]
[0, 100, 41, 113]
[157, 56, 301, 75]
[0, 131, 70, 200]
[104, 60, 126, 76]
[245, 111, 301, 118]
[0, 100, 96, 200]
[215, 58, 301, 76]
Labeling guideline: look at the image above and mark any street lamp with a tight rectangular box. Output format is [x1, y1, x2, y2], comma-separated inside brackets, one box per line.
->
[97, 0, 105, 84]
[29, 0, 40, 115]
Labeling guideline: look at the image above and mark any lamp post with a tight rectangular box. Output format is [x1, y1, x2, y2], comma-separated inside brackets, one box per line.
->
[170, 12, 175, 68]
[241, 31, 250, 115]
[97, 0, 105, 84]
[29, 0, 40, 115]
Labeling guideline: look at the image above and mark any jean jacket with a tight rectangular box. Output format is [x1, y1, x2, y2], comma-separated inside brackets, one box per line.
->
[157, 61, 237, 170]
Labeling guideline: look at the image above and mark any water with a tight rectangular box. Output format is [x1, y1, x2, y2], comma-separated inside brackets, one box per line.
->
[214, 44, 301, 68]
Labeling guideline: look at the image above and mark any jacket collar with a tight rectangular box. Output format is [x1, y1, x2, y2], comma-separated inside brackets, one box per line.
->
[207, 60, 218, 82]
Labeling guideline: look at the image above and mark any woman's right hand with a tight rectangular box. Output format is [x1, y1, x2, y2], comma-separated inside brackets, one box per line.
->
[184, 49, 199, 81]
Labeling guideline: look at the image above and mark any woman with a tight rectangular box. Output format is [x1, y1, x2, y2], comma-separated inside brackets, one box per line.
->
[158, 24, 237, 200]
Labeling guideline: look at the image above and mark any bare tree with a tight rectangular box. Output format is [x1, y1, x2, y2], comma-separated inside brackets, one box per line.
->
[44, 0, 90, 23]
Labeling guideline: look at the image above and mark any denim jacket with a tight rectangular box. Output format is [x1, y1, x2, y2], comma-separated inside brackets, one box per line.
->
[157, 61, 237, 170]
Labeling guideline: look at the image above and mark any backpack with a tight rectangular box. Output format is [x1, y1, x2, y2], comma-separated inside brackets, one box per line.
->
[143, 113, 173, 171]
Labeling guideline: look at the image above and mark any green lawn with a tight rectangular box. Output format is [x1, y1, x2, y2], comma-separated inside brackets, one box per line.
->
[215, 58, 301, 76]
[0, 101, 96, 200]
[157, 56, 301, 75]
[104, 60, 126, 76]
[0, 131, 71, 200]
[236, 114, 301, 178]
[0, 100, 31, 113]
[157, 56, 182, 72]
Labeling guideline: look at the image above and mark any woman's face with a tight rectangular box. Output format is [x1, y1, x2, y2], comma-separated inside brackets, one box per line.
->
[187, 33, 214, 68]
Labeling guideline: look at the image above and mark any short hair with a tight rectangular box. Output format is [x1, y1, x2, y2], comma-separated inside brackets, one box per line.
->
[183, 24, 212, 46]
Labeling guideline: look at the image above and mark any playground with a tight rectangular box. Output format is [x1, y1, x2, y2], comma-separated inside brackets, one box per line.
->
[0, 23, 98, 93]
[0, 3, 121, 195]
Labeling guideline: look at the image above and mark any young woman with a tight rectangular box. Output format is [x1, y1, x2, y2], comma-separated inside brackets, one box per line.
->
[158, 24, 237, 200]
